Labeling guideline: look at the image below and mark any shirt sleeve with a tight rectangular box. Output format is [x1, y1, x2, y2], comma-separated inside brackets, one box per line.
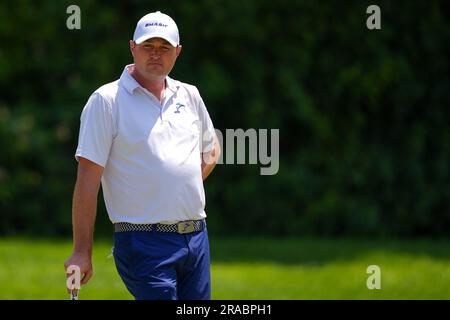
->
[75, 92, 114, 167]
[193, 88, 216, 153]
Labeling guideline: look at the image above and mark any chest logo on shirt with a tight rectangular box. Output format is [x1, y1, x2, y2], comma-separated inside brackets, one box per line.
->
[174, 103, 186, 113]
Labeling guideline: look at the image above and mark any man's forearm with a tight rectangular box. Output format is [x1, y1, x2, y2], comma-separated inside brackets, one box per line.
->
[201, 160, 217, 180]
[201, 138, 221, 180]
[71, 177, 100, 255]
[65, 158, 103, 289]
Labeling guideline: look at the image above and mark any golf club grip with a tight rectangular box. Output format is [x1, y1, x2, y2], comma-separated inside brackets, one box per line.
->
[70, 289, 79, 300]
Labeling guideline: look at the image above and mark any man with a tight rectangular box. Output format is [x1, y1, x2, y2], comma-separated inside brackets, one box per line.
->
[64, 11, 220, 300]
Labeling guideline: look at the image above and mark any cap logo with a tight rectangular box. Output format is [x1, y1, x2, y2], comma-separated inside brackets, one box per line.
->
[145, 22, 168, 27]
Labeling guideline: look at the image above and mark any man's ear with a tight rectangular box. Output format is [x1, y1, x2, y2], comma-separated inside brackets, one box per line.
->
[176, 45, 182, 57]
[129, 40, 136, 55]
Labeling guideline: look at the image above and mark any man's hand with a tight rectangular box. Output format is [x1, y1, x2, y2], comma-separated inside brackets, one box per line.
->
[64, 252, 93, 294]
[201, 135, 221, 180]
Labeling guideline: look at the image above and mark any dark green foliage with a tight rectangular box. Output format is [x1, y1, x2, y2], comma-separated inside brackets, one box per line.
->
[0, 0, 448, 237]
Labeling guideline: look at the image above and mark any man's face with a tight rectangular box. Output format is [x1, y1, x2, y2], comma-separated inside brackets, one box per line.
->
[130, 37, 181, 79]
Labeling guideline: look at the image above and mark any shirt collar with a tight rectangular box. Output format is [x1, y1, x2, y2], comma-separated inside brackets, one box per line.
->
[165, 76, 179, 93]
[119, 64, 180, 94]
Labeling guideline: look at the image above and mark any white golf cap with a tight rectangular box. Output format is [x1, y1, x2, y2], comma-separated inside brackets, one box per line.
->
[133, 11, 180, 47]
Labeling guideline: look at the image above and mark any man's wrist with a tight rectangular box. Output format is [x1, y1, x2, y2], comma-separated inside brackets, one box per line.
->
[72, 247, 93, 256]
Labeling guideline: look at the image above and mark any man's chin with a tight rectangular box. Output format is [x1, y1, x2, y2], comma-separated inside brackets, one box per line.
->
[145, 66, 165, 75]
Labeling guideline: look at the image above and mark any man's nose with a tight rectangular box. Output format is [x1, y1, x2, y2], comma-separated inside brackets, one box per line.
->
[149, 53, 159, 60]
[149, 48, 162, 58]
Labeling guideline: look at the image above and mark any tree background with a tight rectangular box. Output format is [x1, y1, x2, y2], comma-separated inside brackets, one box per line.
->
[0, 0, 448, 238]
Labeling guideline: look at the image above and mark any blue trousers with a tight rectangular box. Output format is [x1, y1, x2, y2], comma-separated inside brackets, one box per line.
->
[113, 225, 211, 300]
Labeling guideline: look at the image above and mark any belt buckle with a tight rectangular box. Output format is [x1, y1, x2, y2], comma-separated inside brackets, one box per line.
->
[177, 221, 195, 234]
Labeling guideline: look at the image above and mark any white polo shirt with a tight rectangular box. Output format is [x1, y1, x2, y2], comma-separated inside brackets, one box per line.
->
[75, 64, 216, 224]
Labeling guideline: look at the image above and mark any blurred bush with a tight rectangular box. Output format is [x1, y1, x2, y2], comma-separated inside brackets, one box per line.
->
[0, 0, 449, 237]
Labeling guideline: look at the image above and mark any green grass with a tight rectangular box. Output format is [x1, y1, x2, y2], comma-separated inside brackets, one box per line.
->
[1, 236, 450, 299]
